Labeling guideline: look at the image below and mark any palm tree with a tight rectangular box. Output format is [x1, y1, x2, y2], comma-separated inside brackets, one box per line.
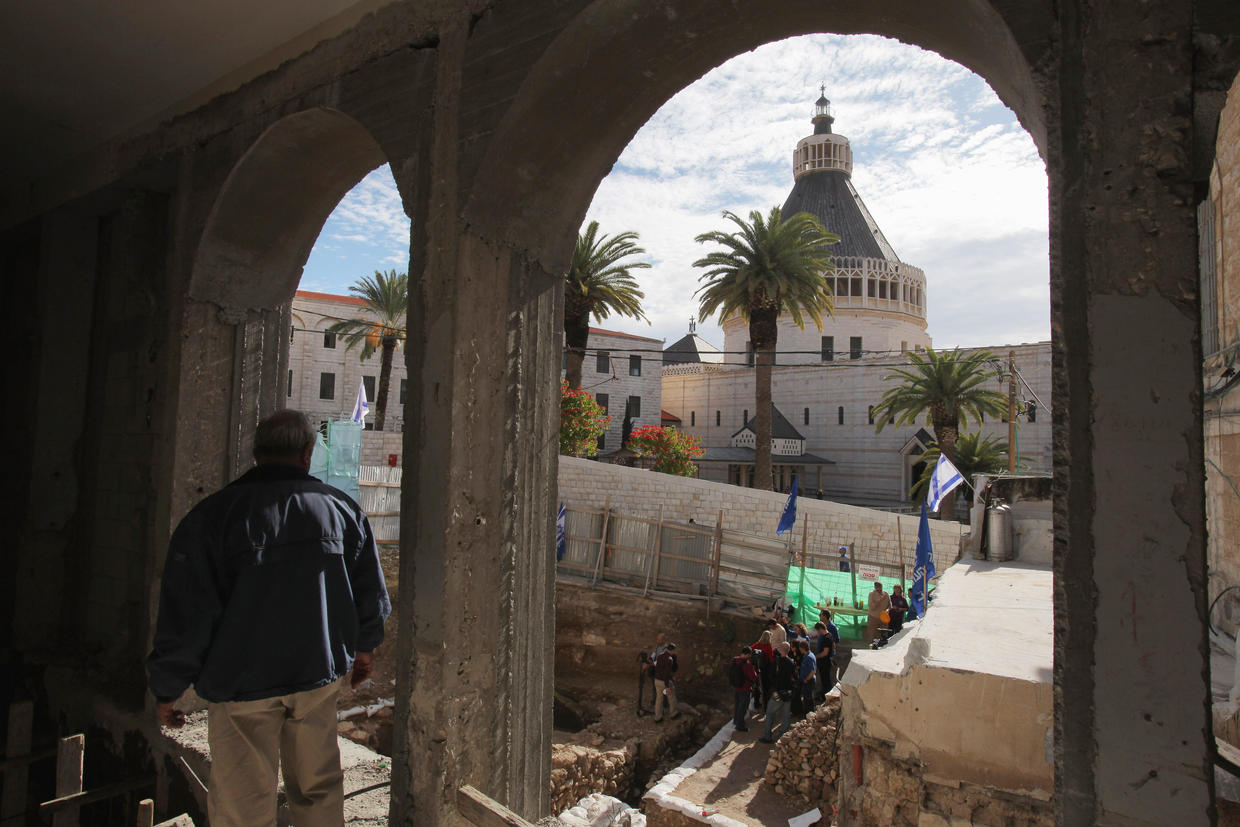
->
[910, 432, 1010, 511]
[694, 207, 839, 491]
[564, 221, 651, 389]
[326, 269, 407, 431]
[873, 348, 1007, 520]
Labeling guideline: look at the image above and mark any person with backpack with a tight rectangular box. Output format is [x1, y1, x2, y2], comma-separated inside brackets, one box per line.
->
[729, 646, 759, 732]
[653, 643, 680, 723]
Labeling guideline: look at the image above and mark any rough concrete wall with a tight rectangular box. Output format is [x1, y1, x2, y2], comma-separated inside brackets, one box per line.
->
[559, 456, 962, 574]
[555, 582, 765, 704]
[1206, 72, 1240, 634]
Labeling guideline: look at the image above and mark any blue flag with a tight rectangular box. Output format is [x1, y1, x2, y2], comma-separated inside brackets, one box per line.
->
[910, 502, 934, 618]
[556, 503, 567, 561]
[776, 476, 798, 535]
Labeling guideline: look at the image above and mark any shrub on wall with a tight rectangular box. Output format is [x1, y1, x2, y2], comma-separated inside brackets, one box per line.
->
[626, 425, 704, 477]
[560, 380, 610, 457]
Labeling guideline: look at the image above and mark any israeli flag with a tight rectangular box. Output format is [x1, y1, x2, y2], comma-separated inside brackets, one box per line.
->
[556, 503, 567, 562]
[776, 476, 798, 535]
[926, 454, 964, 513]
[351, 379, 370, 424]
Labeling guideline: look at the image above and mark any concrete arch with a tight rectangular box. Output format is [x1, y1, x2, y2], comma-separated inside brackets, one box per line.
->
[464, 0, 1046, 270]
[191, 107, 390, 312]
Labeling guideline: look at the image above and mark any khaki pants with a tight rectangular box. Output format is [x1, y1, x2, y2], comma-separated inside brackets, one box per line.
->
[653, 679, 677, 721]
[207, 679, 344, 827]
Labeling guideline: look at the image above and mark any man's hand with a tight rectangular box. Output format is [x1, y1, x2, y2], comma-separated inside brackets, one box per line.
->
[157, 702, 186, 729]
[351, 651, 374, 689]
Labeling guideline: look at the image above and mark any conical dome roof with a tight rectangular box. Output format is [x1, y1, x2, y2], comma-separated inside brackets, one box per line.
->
[781, 96, 901, 263]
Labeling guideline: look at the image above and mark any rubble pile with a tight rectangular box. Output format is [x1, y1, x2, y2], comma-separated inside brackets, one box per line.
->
[551, 741, 638, 814]
[557, 792, 647, 827]
[763, 697, 842, 805]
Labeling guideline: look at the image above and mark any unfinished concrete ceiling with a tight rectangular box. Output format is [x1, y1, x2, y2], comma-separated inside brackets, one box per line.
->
[0, 0, 396, 180]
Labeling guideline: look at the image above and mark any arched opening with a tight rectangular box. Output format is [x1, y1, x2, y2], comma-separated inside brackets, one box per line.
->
[169, 106, 395, 521]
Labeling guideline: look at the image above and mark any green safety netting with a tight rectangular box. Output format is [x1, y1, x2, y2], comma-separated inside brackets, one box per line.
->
[783, 566, 910, 640]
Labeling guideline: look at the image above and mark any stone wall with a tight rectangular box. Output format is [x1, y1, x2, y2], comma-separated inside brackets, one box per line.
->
[559, 456, 962, 575]
[552, 742, 638, 815]
[763, 698, 841, 807]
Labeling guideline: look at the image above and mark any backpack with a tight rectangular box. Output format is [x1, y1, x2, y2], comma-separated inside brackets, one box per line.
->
[728, 657, 746, 688]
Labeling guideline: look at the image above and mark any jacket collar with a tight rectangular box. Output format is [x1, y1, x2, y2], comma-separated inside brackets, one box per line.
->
[229, 462, 318, 487]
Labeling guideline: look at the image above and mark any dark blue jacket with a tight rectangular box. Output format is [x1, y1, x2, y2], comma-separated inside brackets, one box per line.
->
[147, 463, 391, 703]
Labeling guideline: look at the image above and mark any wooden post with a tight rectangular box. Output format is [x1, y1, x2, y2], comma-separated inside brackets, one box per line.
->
[643, 505, 664, 597]
[136, 799, 154, 827]
[849, 543, 859, 609]
[896, 515, 907, 595]
[710, 509, 724, 595]
[1007, 349, 1017, 473]
[591, 498, 610, 587]
[1, 700, 33, 826]
[52, 735, 84, 827]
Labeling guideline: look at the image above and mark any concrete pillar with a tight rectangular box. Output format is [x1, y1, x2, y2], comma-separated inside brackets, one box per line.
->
[389, 24, 556, 824]
[1052, 1, 1213, 822]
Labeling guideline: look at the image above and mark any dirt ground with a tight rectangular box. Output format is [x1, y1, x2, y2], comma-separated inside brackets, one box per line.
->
[670, 715, 820, 826]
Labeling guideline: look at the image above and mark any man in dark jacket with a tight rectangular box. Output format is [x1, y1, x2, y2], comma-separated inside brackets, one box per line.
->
[729, 646, 759, 732]
[759, 641, 796, 743]
[653, 643, 680, 722]
[147, 410, 391, 827]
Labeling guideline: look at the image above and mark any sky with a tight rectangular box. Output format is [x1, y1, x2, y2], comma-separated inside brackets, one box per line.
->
[299, 33, 1050, 351]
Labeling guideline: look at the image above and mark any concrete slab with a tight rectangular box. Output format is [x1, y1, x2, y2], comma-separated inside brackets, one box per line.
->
[846, 557, 1053, 686]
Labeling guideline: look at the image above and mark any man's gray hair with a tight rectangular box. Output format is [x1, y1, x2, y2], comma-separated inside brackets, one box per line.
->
[254, 409, 316, 460]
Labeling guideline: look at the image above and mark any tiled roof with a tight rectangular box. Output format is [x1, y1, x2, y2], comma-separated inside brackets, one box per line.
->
[663, 333, 724, 364]
[731, 405, 806, 441]
[781, 170, 899, 261]
[589, 326, 662, 343]
[294, 289, 367, 306]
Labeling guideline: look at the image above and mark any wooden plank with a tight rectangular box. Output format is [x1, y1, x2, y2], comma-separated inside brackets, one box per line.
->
[40, 776, 155, 815]
[358, 480, 402, 488]
[0, 747, 57, 772]
[137, 799, 154, 827]
[710, 510, 724, 595]
[591, 500, 610, 587]
[50, 734, 84, 827]
[456, 785, 535, 826]
[1, 700, 33, 825]
[644, 505, 664, 597]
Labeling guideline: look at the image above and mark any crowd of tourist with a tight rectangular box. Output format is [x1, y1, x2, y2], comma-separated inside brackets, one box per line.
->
[728, 605, 843, 743]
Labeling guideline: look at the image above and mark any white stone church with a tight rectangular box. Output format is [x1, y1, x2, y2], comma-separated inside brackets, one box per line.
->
[658, 93, 1052, 507]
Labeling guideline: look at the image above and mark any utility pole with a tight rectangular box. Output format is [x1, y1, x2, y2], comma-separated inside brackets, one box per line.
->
[1007, 349, 1017, 473]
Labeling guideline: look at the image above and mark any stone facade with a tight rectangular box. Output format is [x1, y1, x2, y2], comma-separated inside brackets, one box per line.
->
[289, 290, 409, 433]
[564, 327, 664, 452]
[663, 341, 1052, 504]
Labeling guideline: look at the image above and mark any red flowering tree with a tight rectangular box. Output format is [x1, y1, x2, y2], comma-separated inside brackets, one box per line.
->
[560, 380, 610, 457]
[626, 425, 704, 477]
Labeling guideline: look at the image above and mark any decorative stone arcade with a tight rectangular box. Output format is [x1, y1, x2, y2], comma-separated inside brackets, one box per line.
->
[3, 1, 1238, 825]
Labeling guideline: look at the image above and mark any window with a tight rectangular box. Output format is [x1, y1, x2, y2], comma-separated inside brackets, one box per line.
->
[287, 369, 293, 398]
[629, 355, 641, 376]
[597, 350, 610, 373]
[363, 375, 376, 401]
[596, 393, 609, 414]
[597, 434, 606, 451]
[803, 408, 809, 425]
[690, 411, 696, 427]
[746, 342, 755, 367]
[901, 341, 908, 352]
[323, 331, 337, 349]
[716, 410, 721, 427]
[561, 350, 567, 370]
[400, 379, 408, 405]
[837, 406, 844, 425]
[627, 396, 641, 418]
[821, 336, 834, 362]
[868, 405, 875, 425]
[1027, 400, 1037, 423]
[743, 409, 749, 425]
[850, 336, 862, 360]
[319, 372, 335, 400]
